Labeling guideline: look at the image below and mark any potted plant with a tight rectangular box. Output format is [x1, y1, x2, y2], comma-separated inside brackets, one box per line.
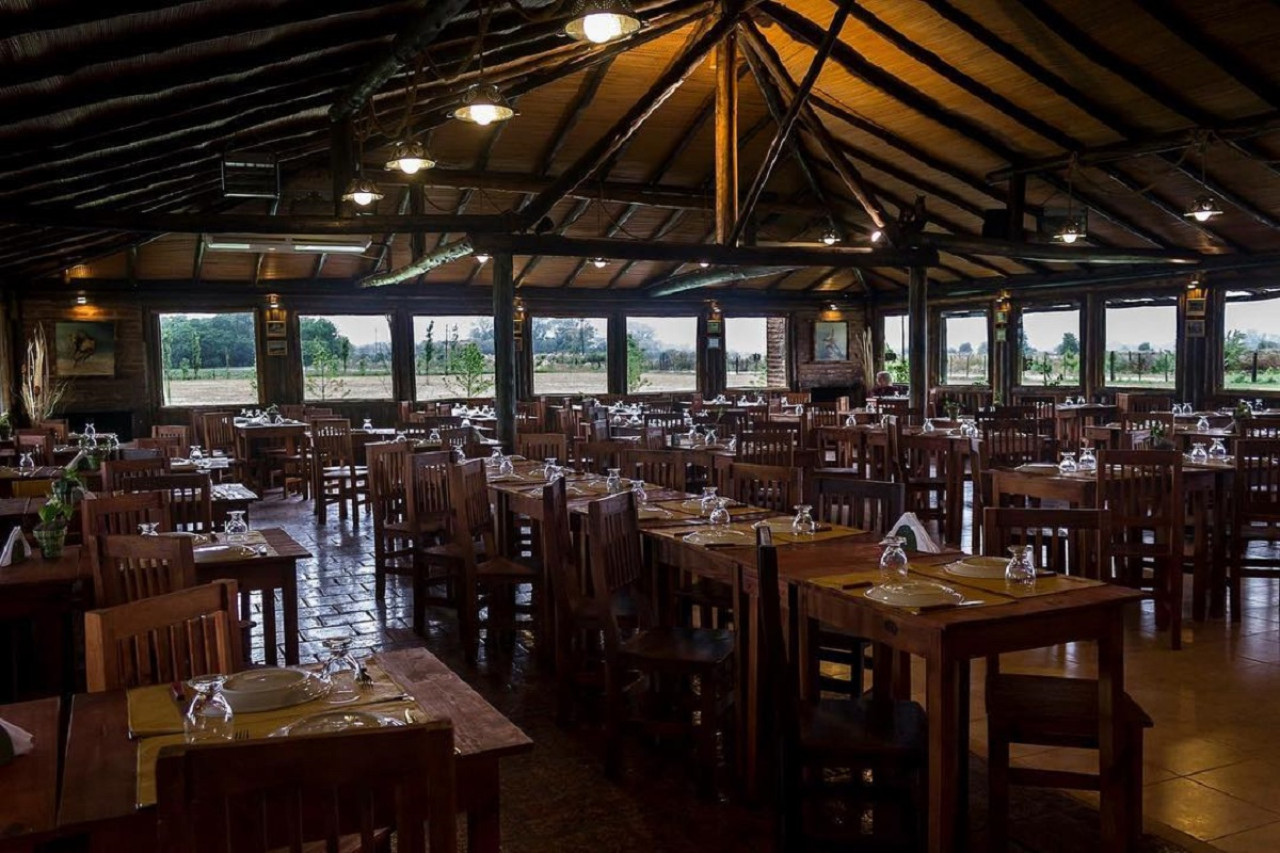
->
[33, 496, 74, 559]
[944, 400, 961, 421]
[0, 412, 10, 441]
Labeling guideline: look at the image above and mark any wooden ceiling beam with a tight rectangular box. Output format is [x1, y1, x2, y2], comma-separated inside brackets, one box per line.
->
[0, 207, 515, 235]
[519, 197, 591, 287]
[431, 96, 522, 256]
[516, 5, 748, 231]
[534, 60, 616, 179]
[0, 0, 183, 40]
[918, 234, 1201, 265]
[731, 0, 853, 246]
[252, 198, 283, 285]
[469, 233, 937, 267]
[366, 187, 413, 275]
[647, 265, 798, 296]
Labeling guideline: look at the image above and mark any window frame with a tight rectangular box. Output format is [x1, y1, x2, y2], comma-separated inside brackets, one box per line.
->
[411, 314, 496, 401]
[529, 314, 609, 396]
[938, 308, 990, 386]
[625, 315, 699, 394]
[1017, 301, 1083, 389]
[724, 315, 788, 390]
[1101, 297, 1179, 390]
[299, 312, 396, 403]
[154, 309, 262, 408]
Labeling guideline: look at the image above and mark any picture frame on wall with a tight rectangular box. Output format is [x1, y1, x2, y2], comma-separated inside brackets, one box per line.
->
[265, 320, 287, 338]
[813, 320, 848, 362]
[54, 320, 116, 377]
[1185, 298, 1207, 317]
[266, 339, 288, 357]
[1185, 319, 1206, 338]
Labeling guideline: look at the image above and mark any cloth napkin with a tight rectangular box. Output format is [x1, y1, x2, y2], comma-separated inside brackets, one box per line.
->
[889, 512, 941, 554]
[0, 717, 34, 760]
[0, 527, 32, 566]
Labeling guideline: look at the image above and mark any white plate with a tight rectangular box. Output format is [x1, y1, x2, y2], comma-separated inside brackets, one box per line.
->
[193, 544, 257, 563]
[637, 505, 674, 520]
[682, 529, 748, 546]
[272, 709, 406, 738]
[866, 581, 963, 609]
[944, 557, 1009, 580]
[220, 668, 328, 713]
[158, 531, 211, 546]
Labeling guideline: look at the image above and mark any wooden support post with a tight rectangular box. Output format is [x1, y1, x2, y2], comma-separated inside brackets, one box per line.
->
[908, 266, 928, 412]
[698, 311, 727, 397]
[409, 185, 426, 260]
[607, 313, 628, 394]
[493, 253, 517, 449]
[390, 308, 416, 403]
[1082, 293, 1102, 401]
[714, 32, 738, 244]
[330, 118, 355, 218]
[516, 307, 534, 402]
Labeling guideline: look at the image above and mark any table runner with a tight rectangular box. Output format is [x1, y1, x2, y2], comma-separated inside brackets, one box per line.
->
[910, 561, 1106, 599]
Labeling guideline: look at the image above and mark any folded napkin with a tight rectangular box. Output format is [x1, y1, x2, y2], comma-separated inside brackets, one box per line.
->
[0, 717, 34, 762]
[888, 512, 941, 554]
[0, 527, 31, 566]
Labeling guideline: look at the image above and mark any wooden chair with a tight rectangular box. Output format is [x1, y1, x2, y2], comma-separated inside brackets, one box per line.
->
[756, 527, 927, 850]
[572, 439, 629, 474]
[80, 490, 171, 545]
[124, 473, 214, 533]
[724, 462, 802, 514]
[1097, 449, 1184, 649]
[136, 436, 181, 459]
[367, 440, 414, 601]
[890, 422, 956, 545]
[516, 432, 568, 463]
[14, 430, 53, 466]
[92, 534, 197, 607]
[309, 419, 367, 523]
[156, 723, 457, 853]
[101, 457, 169, 492]
[198, 412, 237, 456]
[447, 459, 542, 665]
[1229, 438, 1280, 620]
[587, 491, 735, 797]
[84, 580, 241, 692]
[620, 448, 687, 492]
[982, 507, 1111, 579]
[1238, 421, 1280, 439]
[35, 420, 68, 442]
[152, 424, 191, 449]
[736, 430, 796, 466]
[985, 659, 1151, 850]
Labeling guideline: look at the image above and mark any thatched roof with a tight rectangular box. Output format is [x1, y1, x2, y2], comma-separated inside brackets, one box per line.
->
[2, 0, 1279, 295]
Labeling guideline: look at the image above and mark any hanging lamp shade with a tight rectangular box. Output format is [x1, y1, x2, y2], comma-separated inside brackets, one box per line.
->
[820, 228, 840, 246]
[564, 0, 642, 44]
[341, 176, 384, 206]
[384, 140, 436, 175]
[451, 84, 516, 126]
[1184, 194, 1223, 223]
[591, 257, 608, 268]
[1054, 216, 1086, 244]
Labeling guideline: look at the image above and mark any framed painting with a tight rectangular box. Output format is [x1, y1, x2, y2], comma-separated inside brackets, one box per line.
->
[54, 321, 116, 377]
[1185, 318, 1206, 338]
[1185, 298, 1207, 317]
[813, 320, 848, 362]
[266, 339, 288, 357]
[265, 320, 287, 338]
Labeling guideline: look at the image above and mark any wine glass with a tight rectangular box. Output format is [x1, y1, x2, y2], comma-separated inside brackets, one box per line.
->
[1005, 545, 1036, 586]
[878, 536, 909, 584]
[791, 504, 817, 536]
[1058, 452, 1078, 475]
[705, 428, 718, 446]
[708, 497, 731, 528]
[921, 417, 936, 433]
[487, 447, 503, 469]
[138, 522, 160, 536]
[1209, 438, 1228, 461]
[362, 418, 373, 431]
[630, 478, 648, 506]
[725, 436, 738, 453]
[1196, 416, 1211, 432]
[1078, 445, 1098, 473]
[699, 486, 719, 515]
[605, 468, 623, 494]
[498, 455, 515, 477]
[542, 457, 559, 481]
[189, 444, 204, 461]
[184, 676, 234, 743]
[17, 452, 34, 473]
[318, 636, 362, 705]
[83, 421, 96, 443]
[428, 428, 441, 443]
[845, 413, 858, 427]
[224, 511, 249, 544]
[1189, 442, 1208, 464]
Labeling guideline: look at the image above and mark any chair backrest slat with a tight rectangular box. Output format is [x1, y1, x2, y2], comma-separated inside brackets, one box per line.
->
[807, 474, 903, 536]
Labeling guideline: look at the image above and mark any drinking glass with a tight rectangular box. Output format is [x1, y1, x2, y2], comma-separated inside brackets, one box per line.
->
[878, 536, 909, 584]
[705, 428, 718, 446]
[708, 498, 731, 528]
[318, 636, 362, 705]
[845, 414, 858, 427]
[461, 417, 472, 428]
[498, 455, 515, 477]
[725, 436, 737, 453]
[362, 418, 373, 430]
[189, 445, 204, 461]
[630, 478, 648, 506]
[1078, 445, 1098, 473]
[791, 504, 817, 536]
[83, 421, 96, 443]
[138, 522, 160, 536]
[1209, 438, 1228, 461]
[428, 428, 441, 443]
[1005, 545, 1036, 586]
[1196, 416, 1211, 432]
[605, 468, 623, 494]
[394, 431, 408, 443]
[1058, 452, 1078, 475]
[921, 418, 936, 433]
[224, 510, 249, 544]
[17, 452, 34, 473]
[1189, 442, 1208, 464]
[184, 676, 234, 743]
[451, 440, 467, 463]
[542, 457, 559, 481]
[487, 448, 503, 469]
[699, 486, 719, 515]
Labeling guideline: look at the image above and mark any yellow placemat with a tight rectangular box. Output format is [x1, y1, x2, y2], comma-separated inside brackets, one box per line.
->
[753, 517, 866, 544]
[847, 584, 1017, 614]
[127, 661, 407, 739]
[911, 561, 1105, 599]
[654, 499, 769, 519]
[134, 697, 421, 807]
[810, 571, 881, 590]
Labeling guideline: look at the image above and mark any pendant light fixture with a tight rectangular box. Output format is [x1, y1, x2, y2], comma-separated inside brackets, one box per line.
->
[869, 228, 884, 243]
[564, 0, 642, 44]
[1054, 167, 1086, 244]
[1185, 136, 1223, 223]
[591, 257, 608, 269]
[384, 140, 436, 175]
[341, 175, 384, 207]
[820, 227, 841, 246]
[452, 84, 516, 127]
[475, 253, 491, 265]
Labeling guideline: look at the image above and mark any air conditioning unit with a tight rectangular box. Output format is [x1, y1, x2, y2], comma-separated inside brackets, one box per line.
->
[201, 234, 372, 255]
[220, 152, 280, 199]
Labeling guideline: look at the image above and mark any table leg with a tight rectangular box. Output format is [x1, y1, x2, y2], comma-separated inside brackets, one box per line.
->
[282, 567, 299, 666]
[1210, 472, 1229, 619]
[261, 588, 278, 667]
[466, 762, 503, 853]
[1191, 488, 1209, 622]
[926, 651, 962, 853]
[1097, 613, 1128, 852]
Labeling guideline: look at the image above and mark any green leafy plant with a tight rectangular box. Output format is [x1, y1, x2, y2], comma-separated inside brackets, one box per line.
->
[443, 342, 494, 398]
[37, 496, 74, 528]
[626, 333, 650, 392]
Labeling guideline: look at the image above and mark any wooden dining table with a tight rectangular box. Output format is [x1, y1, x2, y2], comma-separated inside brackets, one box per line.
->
[54, 647, 532, 853]
[0, 697, 60, 850]
[0, 544, 90, 698]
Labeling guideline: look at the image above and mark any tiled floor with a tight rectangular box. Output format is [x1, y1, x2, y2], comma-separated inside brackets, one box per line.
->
[246, 497, 1280, 852]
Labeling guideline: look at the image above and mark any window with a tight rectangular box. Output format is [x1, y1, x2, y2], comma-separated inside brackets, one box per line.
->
[1104, 301, 1176, 387]
[158, 312, 258, 406]
[300, 314, 393, 401]
[412, 315, 495, 400]
[726, 317, 788, 388]
[882, 313, 909, 384]
[626, 316, 696, 393]
[1223, 292, 1280, 390]
[1020, 305, 1081, 387]
[940, 311, 988, 385]
[531, 317, 607, 395]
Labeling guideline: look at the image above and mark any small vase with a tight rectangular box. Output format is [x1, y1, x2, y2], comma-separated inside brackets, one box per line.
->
[33, 523, 66, 560]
